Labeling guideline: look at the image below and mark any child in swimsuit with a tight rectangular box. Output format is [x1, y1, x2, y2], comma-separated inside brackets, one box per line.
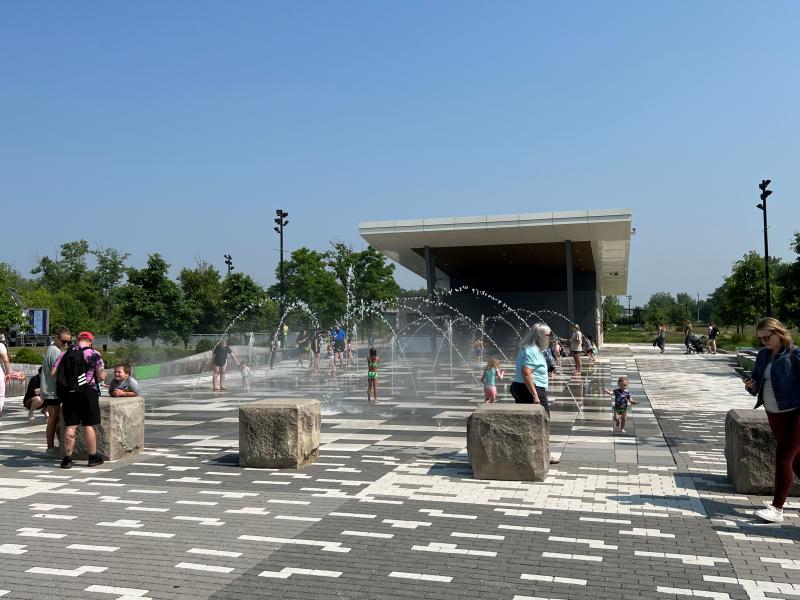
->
[603, 376, 637, 434]
[480, 357, 505, 403]
[367, 347, 380, 404]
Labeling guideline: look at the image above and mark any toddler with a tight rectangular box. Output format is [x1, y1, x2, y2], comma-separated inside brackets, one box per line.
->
[604, 376, 637, 433]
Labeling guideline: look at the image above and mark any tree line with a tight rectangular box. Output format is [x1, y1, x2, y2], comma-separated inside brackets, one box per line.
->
[603, 232, 800, 331]
[0, 241, 400, 345]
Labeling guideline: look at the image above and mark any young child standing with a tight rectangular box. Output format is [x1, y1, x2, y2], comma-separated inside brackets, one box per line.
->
[604, 376, 637, 433]
[367, 347, 380, 404]
[480, 357, 505, 403]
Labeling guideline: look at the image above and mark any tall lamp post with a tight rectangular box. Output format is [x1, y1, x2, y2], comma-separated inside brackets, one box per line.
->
[274, 210, 289, 348]
[626, 295, 632, 327]
[756, 180, 773, 317]
[223, 254, 233, 276]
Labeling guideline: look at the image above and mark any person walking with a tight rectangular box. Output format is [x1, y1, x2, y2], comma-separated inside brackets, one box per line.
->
[332, 326, 346, 369]
[0, 334, 9, 416]
[604, 376, 637, 434]
[655, 322, 667, 354]
[570, 324, 583, 376]
[295, 330, 309, 367]
[211, 339, 240, 391]
[41, 328, 71, 455]
[707, 322, 719, 354]
[743, 318, 800, 522]
[309, 331, 321, 373]
[509, 323, 559, 464]
[684, 320, 693, 354]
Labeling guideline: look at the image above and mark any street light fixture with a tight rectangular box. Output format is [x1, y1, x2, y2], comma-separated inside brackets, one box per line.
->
[223, 254, 234, 276]
[626, 295, 632, 327]
[756, 180, 773, 317]
[274, 209, 289, 348]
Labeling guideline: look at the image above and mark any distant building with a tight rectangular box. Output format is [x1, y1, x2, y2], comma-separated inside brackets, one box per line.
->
[359, 209, 632, 345]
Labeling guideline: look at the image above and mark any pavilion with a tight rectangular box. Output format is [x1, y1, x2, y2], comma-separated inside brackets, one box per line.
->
[358, 209, 633, 343]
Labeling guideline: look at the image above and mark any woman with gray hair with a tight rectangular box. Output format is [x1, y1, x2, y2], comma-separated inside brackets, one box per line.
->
[510, 322, 559, 464]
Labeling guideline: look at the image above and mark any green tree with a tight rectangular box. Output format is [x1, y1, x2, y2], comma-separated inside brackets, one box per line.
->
[220, 272, 277, 332]
[777, 232, 800, 327]
[643, 292, 675, 327]
[31, 240, 91, 291]
[0, 264, 27, 333]
[89, 246, 130, 329]
[53, 290, 95, 334]
[274, 247, 345, 329]
[180, 260, 224, 333]
[326, 243, 401, 335]
[723, 251, 781, 331]
[601, 296, 623, 328]
[110, 254, 195, 345]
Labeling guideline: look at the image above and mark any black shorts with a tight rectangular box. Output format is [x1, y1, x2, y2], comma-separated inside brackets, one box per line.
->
[509, 382, 550, 415]
[44, 396, 62, 407]
[62, 388, 101, 427]
[334, 341, 345, 352]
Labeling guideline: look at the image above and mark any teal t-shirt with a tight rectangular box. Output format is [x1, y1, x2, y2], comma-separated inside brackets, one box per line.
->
[513, 345, 548, 389]
[483, 367, 498, 387]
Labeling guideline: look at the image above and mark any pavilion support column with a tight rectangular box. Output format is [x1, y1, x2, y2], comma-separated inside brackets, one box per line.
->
[424, 246, 436, 298]
[565, 240, 575, 326]
[424, 246, 437, 354]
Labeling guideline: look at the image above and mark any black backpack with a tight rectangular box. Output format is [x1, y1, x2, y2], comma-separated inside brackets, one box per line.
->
[55, 345, 89, 396]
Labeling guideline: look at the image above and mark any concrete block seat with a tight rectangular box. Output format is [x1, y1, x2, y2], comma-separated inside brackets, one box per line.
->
[725, 409, 800, 495]
[239, 399, 321, 469]
[467, 403, 550, 481]
[59, 395, 145, 461]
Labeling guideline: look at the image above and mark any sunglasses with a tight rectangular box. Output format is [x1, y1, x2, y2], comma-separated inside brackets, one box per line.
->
[758, 332, 776, 343]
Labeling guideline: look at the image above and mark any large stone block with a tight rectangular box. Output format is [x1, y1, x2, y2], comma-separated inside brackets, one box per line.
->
[239, 399, 320, 469]
[60, 396, 145, 461]
[467, 404, 550, 481]
[725, 409, 800, 495]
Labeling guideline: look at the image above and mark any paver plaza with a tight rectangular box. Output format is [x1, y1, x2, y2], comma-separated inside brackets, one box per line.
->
[1, 343, 799, 600]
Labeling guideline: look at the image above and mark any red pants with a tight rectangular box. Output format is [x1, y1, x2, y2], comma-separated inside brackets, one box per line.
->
[766, 408, 800, 509]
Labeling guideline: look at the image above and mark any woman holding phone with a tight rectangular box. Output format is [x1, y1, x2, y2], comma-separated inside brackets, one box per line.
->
[743, 318, 800, 522]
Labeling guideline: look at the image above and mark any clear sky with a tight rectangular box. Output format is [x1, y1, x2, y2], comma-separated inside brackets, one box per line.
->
[2, 1, 799, 307]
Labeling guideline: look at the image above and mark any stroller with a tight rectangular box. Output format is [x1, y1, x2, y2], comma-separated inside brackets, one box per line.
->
[687, 334, 706, 354]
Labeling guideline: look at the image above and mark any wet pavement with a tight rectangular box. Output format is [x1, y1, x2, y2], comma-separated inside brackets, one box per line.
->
[0, 343, 798, 600]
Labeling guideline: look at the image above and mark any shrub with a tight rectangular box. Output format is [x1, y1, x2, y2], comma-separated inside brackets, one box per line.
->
[113, 345, 142, 364]
[729, 332, 756, 347]
[195, 339, 214, 354]
[12, 348, 42, 364]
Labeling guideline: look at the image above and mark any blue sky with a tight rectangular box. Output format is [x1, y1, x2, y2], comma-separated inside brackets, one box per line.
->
[2, 1, 799, 307]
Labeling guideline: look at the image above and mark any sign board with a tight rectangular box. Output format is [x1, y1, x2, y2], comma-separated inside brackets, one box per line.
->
[28, 309, 49, 336]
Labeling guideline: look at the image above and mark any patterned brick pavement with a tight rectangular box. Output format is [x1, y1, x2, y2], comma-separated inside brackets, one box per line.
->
[0, 343, 798, 599]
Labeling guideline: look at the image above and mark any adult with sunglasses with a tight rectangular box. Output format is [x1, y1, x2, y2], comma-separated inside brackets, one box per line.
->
[510, 322, 560, 465]
[40, 327, 71, 456]
[743, 317, 800, 522]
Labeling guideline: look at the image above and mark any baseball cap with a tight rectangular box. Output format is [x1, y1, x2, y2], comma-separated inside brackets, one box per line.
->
[77, 331, 94, 342]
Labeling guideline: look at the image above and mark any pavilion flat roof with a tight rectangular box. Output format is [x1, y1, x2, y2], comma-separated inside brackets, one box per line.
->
[358, 208, 632, 295]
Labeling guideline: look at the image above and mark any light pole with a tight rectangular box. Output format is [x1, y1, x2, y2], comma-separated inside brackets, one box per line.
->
[274, 210, 289, 348]
[626, 295, 632, 327]
[223, 254, 233, 276]
[756, 180, 772, 317]
[696, 292, 700, 323]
